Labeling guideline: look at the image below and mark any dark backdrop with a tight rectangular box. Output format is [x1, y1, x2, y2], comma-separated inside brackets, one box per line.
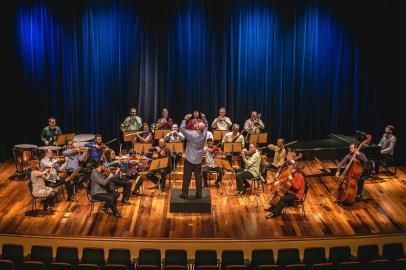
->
[1, 0, 404, 163]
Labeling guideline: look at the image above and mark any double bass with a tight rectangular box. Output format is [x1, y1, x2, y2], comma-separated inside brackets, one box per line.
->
[336, 136, 371, 204]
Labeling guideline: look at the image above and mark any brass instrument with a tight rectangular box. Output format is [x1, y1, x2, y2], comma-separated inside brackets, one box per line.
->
[123, 130, 147, 138]
[120, 116, 137, 132]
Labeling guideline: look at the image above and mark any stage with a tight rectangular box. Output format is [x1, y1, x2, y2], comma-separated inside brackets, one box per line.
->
[0, 160, 405, 240]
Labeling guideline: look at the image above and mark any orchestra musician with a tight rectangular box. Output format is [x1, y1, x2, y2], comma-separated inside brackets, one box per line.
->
[133, 139, 171, 195]
[90, 161, 121, 218]
[235, 143, 261, 196]
[155, 108, 174, 130]
[261, 138, 287, 179]
[186, 110, 204, 130]
[133, 123, 153, 144]
[62, 140, 91, 188]
[335, 143, 368, 201]
[265, 163, 305, 219]
[41, 117, 62, 146]
[104, 150, 132, 205]
[179, 113, 208, 199]
[40, 149, 75, 201]
[120, 107, 142, 131]
[243, 111, 264, 135]
[202, 138, 224, 188]
[30, 160, 61, 211]
[84, 134, 109, 170]
[164, 124, 185, 168]
[222, 123, 245, 165]
[211, 107, 232, 131]
[378, 125, 396, 171]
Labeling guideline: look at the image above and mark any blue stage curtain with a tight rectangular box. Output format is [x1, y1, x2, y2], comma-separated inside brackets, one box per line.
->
[14, 0, 378, 146]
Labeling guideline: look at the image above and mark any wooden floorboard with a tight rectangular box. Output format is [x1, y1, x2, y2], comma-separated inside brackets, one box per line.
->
[0, 160, 405, 239]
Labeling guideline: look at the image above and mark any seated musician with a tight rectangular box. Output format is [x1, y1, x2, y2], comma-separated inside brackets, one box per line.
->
[41, 117, 62, 146]
[133, 123, 153, 144]
[120, 107, 142, 131]
[202, 138, 224, 188]
[30, 161, 61, 211]
[335, 143, 368, 201]
[40, 149, 75, 201]
[235, 143, 261, 196]
[186, 111, 204, 130]
[104, 150, 132, 205]
[164, 124, 185, 168]
[222, 124, 245, 166]
[62, 140, 91, 187]
[265, 163, 305, 219]
[243, 111, 264, 135]
[262, 138, 287, 178]
[378, 125, 396, 170]
[133, 139, 171, 195]
[211, 107, 232, 131]
[84, 134, 108, 169]
[155, 108, 174, 129]
[90, 161, 121, 218]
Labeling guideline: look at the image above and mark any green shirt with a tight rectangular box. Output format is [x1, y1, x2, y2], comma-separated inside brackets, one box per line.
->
[121, 116, 142, 131]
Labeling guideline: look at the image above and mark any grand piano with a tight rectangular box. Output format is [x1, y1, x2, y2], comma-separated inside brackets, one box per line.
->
[289, 133, 381, 174]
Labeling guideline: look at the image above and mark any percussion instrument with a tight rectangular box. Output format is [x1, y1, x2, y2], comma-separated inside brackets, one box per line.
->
[11, 144, 37, 179]
[73, 134, 95, 142]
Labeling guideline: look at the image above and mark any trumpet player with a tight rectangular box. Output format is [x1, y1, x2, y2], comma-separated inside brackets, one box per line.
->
[211, 107, 232, 131]
[244, 111, 265, 135]
[120, 107, 142, 131]
[155, 108, 174, 130]
[164, 124, 185, 168]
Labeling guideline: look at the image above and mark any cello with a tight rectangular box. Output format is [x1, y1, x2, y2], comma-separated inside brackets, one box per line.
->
[336, 136, 371, 204]
[268, 164, 293, 206]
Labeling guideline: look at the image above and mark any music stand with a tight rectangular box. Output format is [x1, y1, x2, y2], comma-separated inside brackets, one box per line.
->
[249, 133, 268, 144]
[214, 158, 234, 196]
[213, 130, 227, 141]
[166, 142, 184, 187]
[134, 143, 153, 153]
[148, 157, 169, 196]
[154, 129, 171, 140]
[223, 142, 243, 153]
[56, 133, 75, 146]
[123, 131, 137, 142]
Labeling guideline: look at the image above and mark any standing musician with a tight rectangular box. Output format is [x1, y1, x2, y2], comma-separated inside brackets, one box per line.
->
[265, 163, 305, 219]
[243, 111, 265, 135]
[84, 134, 109, 170]
[179, 113, 208, 199]
[40, 149, 75, 201]
[235, 143, 261, 196]
[30, 161, 61, 211]
[90, 161, 121, 218]
[211, 107, 232, 131]
[186, 110, 204, 130]
[133, 123, 153, 144]
[41, 117, 62, 146]
[378, 125, 396, 170]
[202, 138, 224, 188]
[121, 107, 142, 131]
[104, 150, 132, 205]
[133, 139, 171, 195]
[155, 108, 174, 130]
[164, 124, 185, 168]
[335, 143, 368, 201]
[222, 124, 245, 166]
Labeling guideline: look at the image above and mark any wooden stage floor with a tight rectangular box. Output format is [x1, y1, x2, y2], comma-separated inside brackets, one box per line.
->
[0, 160, 405, 240]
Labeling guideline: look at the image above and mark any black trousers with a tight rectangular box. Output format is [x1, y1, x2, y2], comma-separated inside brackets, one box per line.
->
[202, 166, 224, 184]
[271, 193, 296, 216]
[46, 178, 74, 198]
[92, 192, 119, 214]
[111, 174, 132, 201]
[236, 169, 254, 191]
[172, 152, 182, 168]
[133, 167, 171, 191]
[226, 153, 243, 168]
[182, 159, 203, 197]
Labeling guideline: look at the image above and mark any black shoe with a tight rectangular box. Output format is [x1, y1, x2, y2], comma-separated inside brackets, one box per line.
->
[264, 206, 274, 212]
[160, 187, 165, 192]
[113, 212, 122, 218]
[179, 194, 189, 199]
[215, 181, 220, 188]
[265, 213, 275, 219]
[132, 190, 141, 196]
[43, 202, 49, 211]
[203, 182, 208, 188]
[67, 196, 75, 202]
[195, 194, 202, 199]
[101, 206, 108, 213]
[240, 189, 247, 195]
[121, 200, 131, 205]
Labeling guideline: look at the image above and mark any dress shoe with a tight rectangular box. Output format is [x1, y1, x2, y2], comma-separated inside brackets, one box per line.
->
[179, 194, 189, 199]
[215, 181, 220, 188]
[265, 213, 275, 219]
[132, 190, 141, 196]
[121, 200, 131, 205]
[113, 212, 122, 218]
[202, 182, 208, 188]
[101, 206, 108, 213]
[240, 189, 247, 195]
[67, 196, 75, 202]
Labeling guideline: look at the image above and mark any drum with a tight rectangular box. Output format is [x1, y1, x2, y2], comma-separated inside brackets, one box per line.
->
[73, 134, 95, 142]
[11, 144, 37, 179]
